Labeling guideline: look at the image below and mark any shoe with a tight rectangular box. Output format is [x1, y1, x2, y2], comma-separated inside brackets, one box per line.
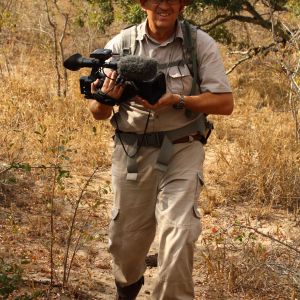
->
[115, 276, 144, 300]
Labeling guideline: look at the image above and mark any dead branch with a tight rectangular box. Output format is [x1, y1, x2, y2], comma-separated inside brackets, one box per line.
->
[48, 140, 61, 292]
[0, 166, 13, 176]
[206, 15, 271, 32]
[226, 43, 277, 74]
[235, 224, 300, 255]
[199, 14, 228, 27]
[62, 166, 99, 287]
[59, 13, 69, 97]
[198, 0, 291, 44]
[44, 0, 62, 97]
[226, 54, 252, 75]
[261, 0, 288, 12]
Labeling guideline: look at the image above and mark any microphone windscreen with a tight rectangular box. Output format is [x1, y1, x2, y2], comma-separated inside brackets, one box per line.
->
[117, 55, 158, 82]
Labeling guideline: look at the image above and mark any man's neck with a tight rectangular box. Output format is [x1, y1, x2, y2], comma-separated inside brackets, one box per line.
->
[146, 21, 177, 43]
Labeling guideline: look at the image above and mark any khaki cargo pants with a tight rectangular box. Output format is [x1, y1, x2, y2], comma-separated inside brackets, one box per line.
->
[109, 139, 204, 300]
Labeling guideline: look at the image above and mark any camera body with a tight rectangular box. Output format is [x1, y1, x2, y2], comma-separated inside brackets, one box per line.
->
[79, 49, 114, 99]
[80, 76, 95, 97]
[64, 49, 166, 105]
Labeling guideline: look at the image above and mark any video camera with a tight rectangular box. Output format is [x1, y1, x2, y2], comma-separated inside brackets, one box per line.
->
[63, 49, 166, 105]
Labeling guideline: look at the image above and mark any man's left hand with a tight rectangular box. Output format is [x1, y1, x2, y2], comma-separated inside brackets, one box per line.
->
[134, 93, 178, 110]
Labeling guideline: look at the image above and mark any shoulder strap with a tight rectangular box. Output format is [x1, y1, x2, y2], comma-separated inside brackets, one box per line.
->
[180, 20, 201, 118]
[120, 25, 137, 56]
[180, 20, 199, 96]
[181, 21, 212, 134]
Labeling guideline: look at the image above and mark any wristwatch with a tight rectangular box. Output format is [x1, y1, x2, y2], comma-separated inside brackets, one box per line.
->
[173, 94, 185, 109]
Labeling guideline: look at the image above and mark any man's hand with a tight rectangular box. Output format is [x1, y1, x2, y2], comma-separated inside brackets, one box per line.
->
[91, 70, 124, 101]
[134, 93, 178, 110]
[134, 92, 234, 115]
[89, 71, 125, 120]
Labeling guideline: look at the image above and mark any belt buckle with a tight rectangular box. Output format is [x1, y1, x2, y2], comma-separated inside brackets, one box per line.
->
[188, 135, 194, 142]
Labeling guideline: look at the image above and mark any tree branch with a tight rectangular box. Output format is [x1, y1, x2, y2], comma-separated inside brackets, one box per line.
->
[207, 14, 273, 32]
[44, 0, 62, 97]
[199, 14, 228, 27]
[261, 0, 288, 12]
[226, 54, 252, 75]
[244, 1, 266, 22]
[62, 166, 99, 287]
[235, 224, 300, 255]
[226, 43, 277, 74]
[200, 1, 290, 43]
[59, 13, 69, 97]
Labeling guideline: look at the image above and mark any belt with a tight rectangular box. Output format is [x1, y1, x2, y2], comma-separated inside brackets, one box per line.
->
[173, 133, 203, 144]
[115, 131, 204, 147]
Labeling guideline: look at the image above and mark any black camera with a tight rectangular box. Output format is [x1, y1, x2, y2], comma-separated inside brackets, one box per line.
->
[63, 49, 166, 105]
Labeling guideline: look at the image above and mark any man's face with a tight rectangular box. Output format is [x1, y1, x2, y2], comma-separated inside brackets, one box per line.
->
[141, 0, 184, 31]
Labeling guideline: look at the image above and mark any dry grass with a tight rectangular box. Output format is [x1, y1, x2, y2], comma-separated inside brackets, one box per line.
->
[214, 105, 300, 208]
[195, 224, 300, 300]
[0, 68, 112, 171]
[205, 55, 300, 210]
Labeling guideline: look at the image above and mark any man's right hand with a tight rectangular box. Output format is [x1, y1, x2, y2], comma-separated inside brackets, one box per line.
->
[89, 70, 125, 120]
[91, 70, 124, 101]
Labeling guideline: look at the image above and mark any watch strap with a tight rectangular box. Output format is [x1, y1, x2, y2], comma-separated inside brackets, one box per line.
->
[173, 94, 185, 109]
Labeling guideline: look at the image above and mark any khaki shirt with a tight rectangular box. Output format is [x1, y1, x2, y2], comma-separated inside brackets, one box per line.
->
[105, 20, 231, 134]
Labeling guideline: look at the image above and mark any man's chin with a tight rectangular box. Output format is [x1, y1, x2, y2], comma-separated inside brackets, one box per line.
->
[155, 19, 176, 29]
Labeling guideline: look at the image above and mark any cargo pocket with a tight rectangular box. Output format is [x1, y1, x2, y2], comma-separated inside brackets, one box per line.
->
[189, 201, 202, 243]
[167, 65, 193, 95]
[194, 172, 204, 202]
[192, 172, 203, 220]
[188, 172, 203, 242]
[108, 207, 121, 253]
[111, 207, 120, 221]
[193, 204, 201, 219]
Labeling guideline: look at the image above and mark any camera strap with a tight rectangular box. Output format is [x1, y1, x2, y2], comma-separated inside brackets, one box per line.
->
[92, 91, 119, 106]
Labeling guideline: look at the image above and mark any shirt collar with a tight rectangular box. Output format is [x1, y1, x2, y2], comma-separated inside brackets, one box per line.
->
[137, 19, 184, 44]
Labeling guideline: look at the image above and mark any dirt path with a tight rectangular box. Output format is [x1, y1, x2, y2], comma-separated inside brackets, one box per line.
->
[1, 148, 299, 299]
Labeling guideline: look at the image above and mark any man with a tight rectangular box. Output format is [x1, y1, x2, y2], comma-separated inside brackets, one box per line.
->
[89, 0, 233, 299]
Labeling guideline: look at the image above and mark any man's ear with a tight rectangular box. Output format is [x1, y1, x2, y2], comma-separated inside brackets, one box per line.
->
[179, 0, 186, 11]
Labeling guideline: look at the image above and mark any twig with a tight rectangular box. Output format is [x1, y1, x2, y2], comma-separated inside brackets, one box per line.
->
[0, 166, 13, 176]
[234, 224, 300, 255]
[48, 141, 60, 295]
[59, 13, 69, 97]
[62, 166, 99, 287]
[44, 0, 62, 97]
[226, 43, 277, 74]
[199, 14, 228, 27]
[226, 54, 252, 74]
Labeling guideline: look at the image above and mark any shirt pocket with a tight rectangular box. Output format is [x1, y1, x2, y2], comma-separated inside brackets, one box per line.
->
[166, 64, 193, 95]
